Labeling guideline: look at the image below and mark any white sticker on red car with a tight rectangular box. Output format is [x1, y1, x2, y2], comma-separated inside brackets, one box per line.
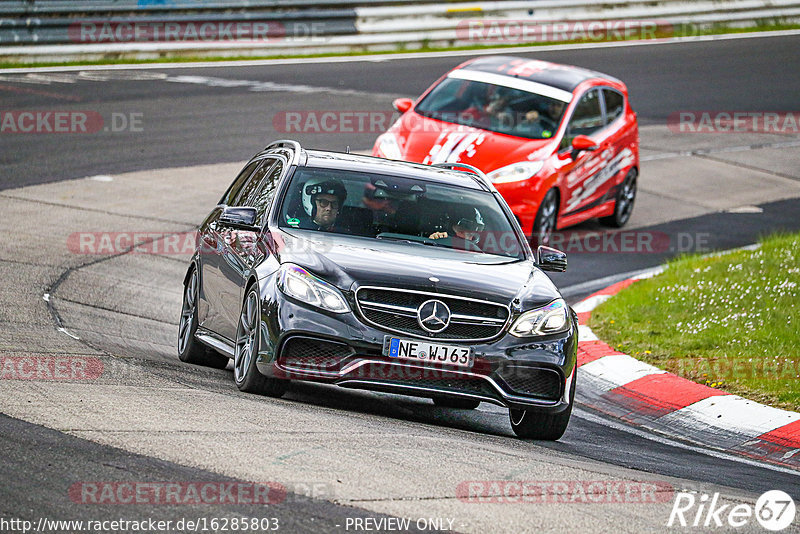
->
[564, 147, 634, 213]
[423, 131, 485, 164]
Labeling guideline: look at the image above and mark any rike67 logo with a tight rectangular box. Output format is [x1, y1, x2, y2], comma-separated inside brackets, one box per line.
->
[668, 490, 795, 530]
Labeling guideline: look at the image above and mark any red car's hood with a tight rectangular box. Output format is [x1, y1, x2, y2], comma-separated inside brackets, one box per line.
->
[397, 114, 554, 172]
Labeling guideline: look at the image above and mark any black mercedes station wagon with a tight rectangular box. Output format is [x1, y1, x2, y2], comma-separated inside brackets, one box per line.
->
[178, 140, 578, 439]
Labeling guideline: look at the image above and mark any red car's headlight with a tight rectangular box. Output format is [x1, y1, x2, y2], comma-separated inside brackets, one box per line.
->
[487, 161, 544, 184]
[376, 134, 403, 160]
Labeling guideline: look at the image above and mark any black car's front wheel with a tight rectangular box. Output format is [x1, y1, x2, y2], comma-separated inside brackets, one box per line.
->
[178, 268, 229, 369]
[508, 370, 576, 440]
[234, 286, 288, 397]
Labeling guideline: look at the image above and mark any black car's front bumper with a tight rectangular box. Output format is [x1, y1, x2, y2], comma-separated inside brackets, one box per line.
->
[255, 286, 578, 413]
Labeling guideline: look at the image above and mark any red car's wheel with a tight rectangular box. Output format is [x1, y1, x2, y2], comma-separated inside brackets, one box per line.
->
[601, 169, 637, 228]
[532, 189, 558, 246]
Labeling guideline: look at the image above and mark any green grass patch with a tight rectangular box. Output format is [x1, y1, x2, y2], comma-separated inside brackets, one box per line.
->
[1, 22, 799, 69]
[589, 232, 800, 411]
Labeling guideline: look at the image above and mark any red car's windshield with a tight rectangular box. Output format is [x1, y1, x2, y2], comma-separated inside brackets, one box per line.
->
[415, 77, 568, 140]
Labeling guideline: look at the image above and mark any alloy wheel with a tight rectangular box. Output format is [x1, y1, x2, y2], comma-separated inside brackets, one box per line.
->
[234, 290, 260, 384]
[178, 270, 197, 355]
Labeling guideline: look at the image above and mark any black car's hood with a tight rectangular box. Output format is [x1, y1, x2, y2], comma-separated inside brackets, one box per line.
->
[271, 229, 561, 308]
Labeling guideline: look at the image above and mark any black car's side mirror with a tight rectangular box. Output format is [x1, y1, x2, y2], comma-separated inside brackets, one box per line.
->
[537, 245, 567, 272]
[219, 207, 259, 231]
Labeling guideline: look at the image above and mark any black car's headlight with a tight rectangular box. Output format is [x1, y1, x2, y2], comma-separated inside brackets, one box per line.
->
[509, 299, 570, 337]
[277, 264, 349, 313]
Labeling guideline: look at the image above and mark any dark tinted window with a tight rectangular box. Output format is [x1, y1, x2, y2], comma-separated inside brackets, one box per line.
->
[567, 89, 603, 137]
[249, 160, 284, 223]
[414, 77, 568, 140]
[219, 159, 262, 206]
[603, 89, 624, 124]
[560, 89, 604, 150]
[232, 159, 274, 207]
[279, 167, 525, 259]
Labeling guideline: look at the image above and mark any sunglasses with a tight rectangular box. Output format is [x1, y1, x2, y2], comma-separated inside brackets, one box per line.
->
[315, 198, 339, 209]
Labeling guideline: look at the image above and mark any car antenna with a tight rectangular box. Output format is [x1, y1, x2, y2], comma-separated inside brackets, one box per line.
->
[346, 145, 351, 154]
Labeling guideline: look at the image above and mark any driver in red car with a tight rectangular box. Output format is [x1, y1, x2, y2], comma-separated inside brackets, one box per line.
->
[513, 100, 566, 138]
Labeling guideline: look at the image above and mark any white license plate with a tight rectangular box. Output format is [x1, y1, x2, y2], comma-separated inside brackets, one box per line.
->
[383, 336, 474, 368]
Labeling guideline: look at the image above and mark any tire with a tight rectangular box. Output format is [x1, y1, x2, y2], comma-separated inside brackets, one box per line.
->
[233, 285, 288, 397]
[508, 370, 576, 440]
[433, 397, 481, 410]
[600, 169, 637, 228]
[532, 189, 558, 247]
[178, 268, 230, 369]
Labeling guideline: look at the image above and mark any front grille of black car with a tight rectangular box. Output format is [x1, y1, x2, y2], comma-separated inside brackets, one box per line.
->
[279, 337, 354, 372]
[501, 366, 562, 400]
[355, 287, 510, 341]
[340, 362, 495, 397]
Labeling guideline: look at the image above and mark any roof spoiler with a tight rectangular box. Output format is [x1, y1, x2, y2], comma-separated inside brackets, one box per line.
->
[264, 139, 304, 166]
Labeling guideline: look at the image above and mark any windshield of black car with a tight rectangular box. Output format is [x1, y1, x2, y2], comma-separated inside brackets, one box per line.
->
[414, 77, 568, 140]
[278, 167, 526, 259]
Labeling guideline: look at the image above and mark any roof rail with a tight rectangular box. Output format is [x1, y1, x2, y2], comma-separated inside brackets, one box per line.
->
[264, 139, 303, 166]
[432, 162, 493, 190]
[432, 162, 486, 179]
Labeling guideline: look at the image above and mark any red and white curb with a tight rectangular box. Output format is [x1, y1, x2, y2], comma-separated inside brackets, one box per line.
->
[574, 268, 800, 470]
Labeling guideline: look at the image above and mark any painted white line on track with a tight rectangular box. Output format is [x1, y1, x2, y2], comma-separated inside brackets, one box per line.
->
[572, 294, 611, 314]
[573, 407, 800, 477]
[1, 29, 799, 74]
[57, 327, 80, 340]
[641, 139, 800, 162]
[630, 266, 665, 280]
[561, 267, 661, 300]
[577, 324, 598, 341]
[658, 395, 800, 438]
[580, 354, 666, 390]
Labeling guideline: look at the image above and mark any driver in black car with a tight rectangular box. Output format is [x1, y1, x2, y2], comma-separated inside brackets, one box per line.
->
[428, 208, 485, 252]
[299, 177, 348, 232]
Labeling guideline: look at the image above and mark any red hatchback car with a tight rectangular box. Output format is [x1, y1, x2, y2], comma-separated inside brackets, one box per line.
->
[372, 55, 639, 242]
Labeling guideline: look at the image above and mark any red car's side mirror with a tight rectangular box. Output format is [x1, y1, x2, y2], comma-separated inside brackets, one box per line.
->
[392, 98, 413, 114]
[571, 135, 598, 152]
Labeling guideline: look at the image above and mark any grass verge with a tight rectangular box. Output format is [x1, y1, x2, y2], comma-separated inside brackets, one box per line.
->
[589, 232, 800, 411]
[1, 22, 799, 69]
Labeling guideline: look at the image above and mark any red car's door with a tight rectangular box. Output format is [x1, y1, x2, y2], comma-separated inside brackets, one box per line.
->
[556, 88, 619, 221]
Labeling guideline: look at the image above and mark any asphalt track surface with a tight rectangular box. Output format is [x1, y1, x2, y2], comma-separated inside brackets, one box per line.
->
[2, 33, 800, 190]
[1, 33, 800, 532]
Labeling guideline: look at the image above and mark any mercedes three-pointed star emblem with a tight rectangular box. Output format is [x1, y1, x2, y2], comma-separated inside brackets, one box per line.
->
[417, 299, 451, 333]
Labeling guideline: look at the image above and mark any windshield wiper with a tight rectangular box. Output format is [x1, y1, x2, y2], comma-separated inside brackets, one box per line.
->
[375, 235, 425, 246]
[421, 240, 451, 248]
